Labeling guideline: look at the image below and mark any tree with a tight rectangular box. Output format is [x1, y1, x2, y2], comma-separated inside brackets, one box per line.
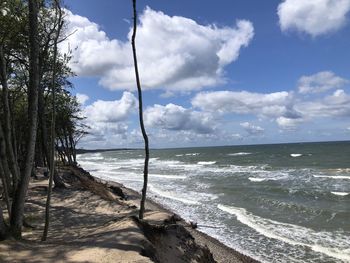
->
[131, 0, 150, 220]
[42, 0, 64, 241]
[10, 0, 40, 239]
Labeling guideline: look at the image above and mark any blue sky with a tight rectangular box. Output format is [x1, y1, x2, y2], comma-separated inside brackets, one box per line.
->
[62, 0, 350, 149]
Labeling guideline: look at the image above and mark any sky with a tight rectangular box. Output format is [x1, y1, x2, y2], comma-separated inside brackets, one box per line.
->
[61, 0, 350, 149]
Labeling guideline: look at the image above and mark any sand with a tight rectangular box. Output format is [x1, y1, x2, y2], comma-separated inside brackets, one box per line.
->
[0, 166, 258, 263]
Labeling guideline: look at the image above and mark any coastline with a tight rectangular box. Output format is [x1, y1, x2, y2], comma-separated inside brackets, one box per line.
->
[85, 168, 259, 263]
[0, 165, 259, 262]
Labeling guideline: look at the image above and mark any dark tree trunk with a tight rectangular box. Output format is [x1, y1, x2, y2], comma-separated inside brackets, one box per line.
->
[38, 86, 50, 167]
[0, 122, 13, 197]
[0, 206, 7, 241]
[131, 0, 150, 220]
[0, 157, 11, 219]
[10, 0, 40, 239]
[0, 45, 20, 189]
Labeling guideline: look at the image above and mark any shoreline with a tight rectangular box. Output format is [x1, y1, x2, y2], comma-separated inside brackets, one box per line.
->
[86, 168, 259, 263]
[0, 165, 259, 262]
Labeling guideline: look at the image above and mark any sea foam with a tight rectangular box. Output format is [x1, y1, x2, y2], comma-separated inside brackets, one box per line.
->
[217, 204, 350, 262]
[149, 185, 200, 205]
[228, 152, 252, 156]
[313, 175, 350, 180]
[197, 161, 217, 165]
[331, 192, 349, 196]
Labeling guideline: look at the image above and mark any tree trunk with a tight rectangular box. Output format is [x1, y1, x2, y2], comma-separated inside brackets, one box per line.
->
[38, 87, 50, 166]
[0, 206, 7, 241]
[131, 0, 150, 220]
[10, 0, 40, 239]
[0, 160, 11, 219]
[42, 0, 64, 241]
[0, 122, 13, 197]
[0, 45, 20, 189]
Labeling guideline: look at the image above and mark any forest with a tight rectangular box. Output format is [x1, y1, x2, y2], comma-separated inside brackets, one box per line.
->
[0, 0, 86, 240]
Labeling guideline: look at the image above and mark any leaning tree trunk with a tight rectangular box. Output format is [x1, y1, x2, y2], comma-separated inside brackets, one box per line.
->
[42, 0, 63, 241]
[10, 0, 40, 239]
[131, 0, 150, 220]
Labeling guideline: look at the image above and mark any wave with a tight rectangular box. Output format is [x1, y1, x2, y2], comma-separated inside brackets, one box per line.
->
[228, 152, 252, 156]
[331, 192, 349, 196]
[175, 154, 183, 157]
[197, 161, 217, 165]
[217, 204, 350, 262]
[149, 185, 200, 205]
[185, 153, 200, 156]
[249, 177, 267, 182]
[149, 174, 186, 180]
[290, 154, 302, 157]
[313, 175, 350, 180]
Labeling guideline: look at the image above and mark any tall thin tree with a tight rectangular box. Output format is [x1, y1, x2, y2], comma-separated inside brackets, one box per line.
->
[131, 0, 150, 219]
[10, 0, 40, 239]
[42, 0, 63, 241]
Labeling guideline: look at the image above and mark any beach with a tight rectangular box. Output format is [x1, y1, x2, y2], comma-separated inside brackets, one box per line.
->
[0, 165, 257, 263]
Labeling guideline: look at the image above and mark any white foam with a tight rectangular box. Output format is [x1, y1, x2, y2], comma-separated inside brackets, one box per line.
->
[217, 204, 350, 262]
[248, 177, 267, 182]
[228, 152, 252, 156]
[149, 185, 200, 205]
[313, 175, 350, 180]
[185, 153, 200, 156]
[290, 154, 302, 157]
[149, 174, 186, 180]
[175, 154, 183, 157]
[197, 161, 217, 165]
[331, 192, 349, 196]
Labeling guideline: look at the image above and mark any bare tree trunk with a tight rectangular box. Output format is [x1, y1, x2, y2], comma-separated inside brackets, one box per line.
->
[0, 45, 20, 189]
[0, 160, 11, 219]
[0, 206, 7, 240]
[131, 0, 150, 220]
[0, 122, 13, 197]
[42, 0, 63, 241]
[10, 0, 40, 239]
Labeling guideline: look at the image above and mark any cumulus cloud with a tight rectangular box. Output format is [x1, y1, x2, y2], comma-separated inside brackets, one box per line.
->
[81, 92, 137, 146]
[296, 89, 350, 118]
[62, 7, 254, 91]
[83, 92, 136, 123]
[298, 71, 348, 94]
[278, 0, 350, 36]
[240, 122, 264, 135]
[76, 93, 89, 105]
[144, 103, 215, 134]
[192, 90, 300, 119]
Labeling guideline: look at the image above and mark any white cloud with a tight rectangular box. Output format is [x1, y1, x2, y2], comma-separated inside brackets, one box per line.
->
[296, 89, 350, 118]
[298, 71, 348, 94]
[278, 0, 350, 36]
[192, 90, 299, 119]
[76, 93, 89, 105]
[276, 116, 304, 130]
[63, 7, 254, 91]
[80, 92, 137, 147]
[144, 103, 215, 134]
[83, 92, 136, 123]
[240, 122, 264, 135]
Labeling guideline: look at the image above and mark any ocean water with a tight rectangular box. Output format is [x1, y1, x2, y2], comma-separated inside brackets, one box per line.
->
[77, 141, 350, 263]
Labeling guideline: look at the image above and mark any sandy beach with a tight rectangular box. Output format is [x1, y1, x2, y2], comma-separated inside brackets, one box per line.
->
[0, 166, 258, 263]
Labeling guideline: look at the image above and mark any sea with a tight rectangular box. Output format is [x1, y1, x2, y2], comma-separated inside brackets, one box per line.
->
[77, 141, 350, 263]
